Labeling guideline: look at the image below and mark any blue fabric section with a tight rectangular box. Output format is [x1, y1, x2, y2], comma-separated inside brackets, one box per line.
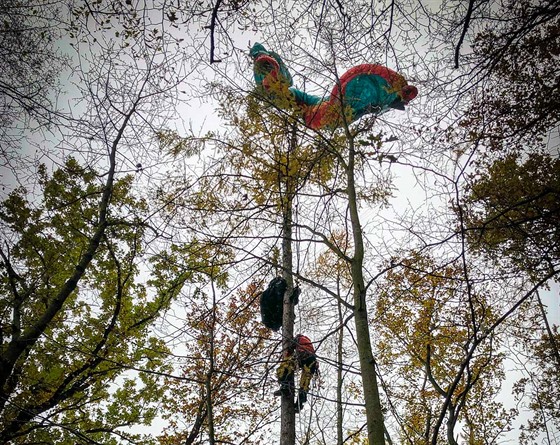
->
[290, 88, 323, 106]
[342, 74, 398, 119]
[249, 42, 266, 58]
[251, 42, 293, 87]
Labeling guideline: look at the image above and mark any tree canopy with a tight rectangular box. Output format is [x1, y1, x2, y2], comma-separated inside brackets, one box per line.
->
[1, 0, 558, 444]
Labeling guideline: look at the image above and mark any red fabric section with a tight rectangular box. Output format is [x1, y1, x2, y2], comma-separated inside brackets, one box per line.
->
[303, 102, 329, 130]
[254, 54, 280, 72]
[254, 54, 280, 90]
[401, 85, 418, 102]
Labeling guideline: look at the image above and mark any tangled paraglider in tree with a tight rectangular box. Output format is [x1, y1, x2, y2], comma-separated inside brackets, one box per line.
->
[250, 43, 418, 130]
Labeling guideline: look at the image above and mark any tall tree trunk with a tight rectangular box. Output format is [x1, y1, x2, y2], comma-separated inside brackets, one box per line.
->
[536, 291, 560, 368]
[337, 286, 344, 445]
[280, 192, 296, 445]
[346, 137, 386, 444]
[279, 121, 298, 445]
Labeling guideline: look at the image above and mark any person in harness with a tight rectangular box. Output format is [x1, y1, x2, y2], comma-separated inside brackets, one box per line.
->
[274, 334, 318, 413]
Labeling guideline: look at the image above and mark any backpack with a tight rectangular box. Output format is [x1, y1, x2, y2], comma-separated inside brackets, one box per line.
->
[259, 277, 301, 331]
[259, 277, 286, 331]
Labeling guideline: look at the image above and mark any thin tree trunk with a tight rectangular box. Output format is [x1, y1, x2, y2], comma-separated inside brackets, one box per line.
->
[337, 285, 344, 445]
[205, 359, 215, 444]
[536, 291, 560, 368]
[446, 406, 458, 445]
[279, 121, 297, 445]
[346, 136, 386, 444]
[280, 193, 296, 445]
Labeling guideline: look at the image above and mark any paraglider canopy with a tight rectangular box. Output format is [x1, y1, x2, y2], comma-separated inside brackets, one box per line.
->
[250, 42, 417, 129]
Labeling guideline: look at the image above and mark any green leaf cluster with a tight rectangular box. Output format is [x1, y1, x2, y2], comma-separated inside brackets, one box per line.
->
[0, 158, 170, 444]
[463, 152, 560, 282]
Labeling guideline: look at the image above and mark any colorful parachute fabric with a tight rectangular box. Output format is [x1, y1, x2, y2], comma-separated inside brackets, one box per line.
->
[250, 43, 418, 130]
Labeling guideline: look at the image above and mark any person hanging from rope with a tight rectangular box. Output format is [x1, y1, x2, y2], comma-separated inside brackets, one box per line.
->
[274, 334, 318, 413]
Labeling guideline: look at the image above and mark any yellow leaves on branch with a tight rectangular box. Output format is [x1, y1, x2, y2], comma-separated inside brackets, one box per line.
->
[216, 91, 338, 206]
[375, 251, 495, 376]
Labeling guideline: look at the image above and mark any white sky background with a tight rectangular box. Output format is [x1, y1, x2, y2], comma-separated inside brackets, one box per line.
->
[206, 19, 560, 442]
[2, 0, 559, 443]
[65, 0, 560, 441]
